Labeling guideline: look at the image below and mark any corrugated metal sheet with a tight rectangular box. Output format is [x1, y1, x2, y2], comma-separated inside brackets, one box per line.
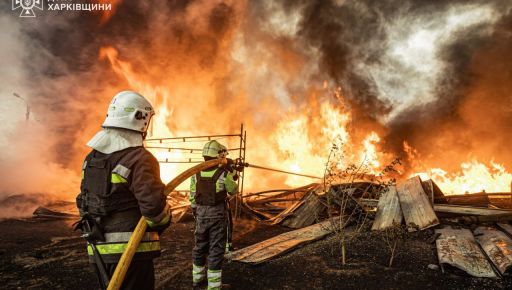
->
[371, 186, 402, 230]
[435, 227, 497, 278]
[397, 176, 439, 231]
[226, 220, 333, 264]
[474, 226, 512, 276]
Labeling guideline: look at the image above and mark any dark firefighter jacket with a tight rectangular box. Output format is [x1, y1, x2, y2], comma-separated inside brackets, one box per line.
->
[189, 167, 238, 219]
[76, 146, 170, 263]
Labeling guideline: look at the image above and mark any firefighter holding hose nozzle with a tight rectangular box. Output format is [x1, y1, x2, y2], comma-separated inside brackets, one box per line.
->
[75, 91, 171, 290]
[189, 140, 240, 289]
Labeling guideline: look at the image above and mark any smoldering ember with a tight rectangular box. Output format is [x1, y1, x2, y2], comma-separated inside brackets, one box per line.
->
[1, 1, 512, 290]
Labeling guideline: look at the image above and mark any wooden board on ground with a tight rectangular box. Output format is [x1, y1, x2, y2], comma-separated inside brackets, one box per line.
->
[171, 208, 188, 223]
[371, 186, 402, 231]
[226, 220, 333, 264]
[446, 194, 490, 207]
[282, 192, 325, 229]
[435, 227, 497, 278]
[497, 223, 512, 237]
[360, 199, 512, 217]
[434, 205, 512, 216]
[474, 226, 512, 276]
[32, 206, 79, 219]
[397, 176, 439, 231]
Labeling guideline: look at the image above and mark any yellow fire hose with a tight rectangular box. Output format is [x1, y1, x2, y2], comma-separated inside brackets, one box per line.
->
[107, 158, 227, 290]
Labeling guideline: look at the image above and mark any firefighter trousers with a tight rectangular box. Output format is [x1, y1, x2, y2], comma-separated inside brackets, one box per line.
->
[92, 259, 155, 290]
[192, 216, 227, 270]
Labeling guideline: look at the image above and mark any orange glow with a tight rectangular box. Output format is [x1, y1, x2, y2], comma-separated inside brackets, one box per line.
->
[412, 160, 512, 194]
[99, 46, 188, 187]
[100, 46, 512, 194]
[95, 0, 123, 25]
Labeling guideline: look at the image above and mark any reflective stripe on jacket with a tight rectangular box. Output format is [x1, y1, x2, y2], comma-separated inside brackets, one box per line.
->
[77, 146, 170, 226]
[76, 146, 170, 262]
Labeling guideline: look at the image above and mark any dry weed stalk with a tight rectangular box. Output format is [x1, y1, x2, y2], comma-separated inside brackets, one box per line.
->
[321, 139, 400, 266]
[380, 222, 406, 267]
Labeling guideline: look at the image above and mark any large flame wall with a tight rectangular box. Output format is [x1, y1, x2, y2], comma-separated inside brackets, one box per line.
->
[1, 0, 512, 210]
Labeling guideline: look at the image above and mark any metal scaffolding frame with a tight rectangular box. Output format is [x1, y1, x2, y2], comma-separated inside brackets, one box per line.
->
[145, 124, 247, 218]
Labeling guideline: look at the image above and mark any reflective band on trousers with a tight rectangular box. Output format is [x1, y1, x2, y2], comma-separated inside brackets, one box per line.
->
[193, 264, 206, 283]
[87, 241, 160, 255]
[207, 269, 222, 290]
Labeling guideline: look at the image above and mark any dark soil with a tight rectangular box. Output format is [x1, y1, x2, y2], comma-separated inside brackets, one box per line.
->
[1, 216, 510, 290]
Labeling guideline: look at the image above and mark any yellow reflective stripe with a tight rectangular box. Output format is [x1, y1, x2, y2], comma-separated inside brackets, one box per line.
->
[145, 214, 170, 228]
[87, 241, 160, 255]
[111, 173, 127, 184]
[224, 172, 238, 194]
[81, 170, 84, 180]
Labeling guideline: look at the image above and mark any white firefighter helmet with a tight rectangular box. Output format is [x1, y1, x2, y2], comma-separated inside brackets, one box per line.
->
[102, 91, 155, 133]
[202, 140, 227, 158]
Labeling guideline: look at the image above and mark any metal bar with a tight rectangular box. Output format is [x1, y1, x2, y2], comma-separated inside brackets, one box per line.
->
[145, 133, 242, 142]
[243, 188, 309, 198]
[440, 193, 512, 199]
[238, 123, 247, 216]
[240, 130, 247, 213]
[146, 146, 243, 151]
[157, 160, 203, 164]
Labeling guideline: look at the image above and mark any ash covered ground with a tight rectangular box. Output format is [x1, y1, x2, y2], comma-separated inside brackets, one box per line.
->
[1, 215, 511, 290]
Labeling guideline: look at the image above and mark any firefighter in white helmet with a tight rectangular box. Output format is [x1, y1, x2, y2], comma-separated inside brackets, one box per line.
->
[75, 91, 171, 290]
[189, 140, 238, 289]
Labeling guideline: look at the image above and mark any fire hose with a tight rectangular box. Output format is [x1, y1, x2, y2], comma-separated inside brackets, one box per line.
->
[107, 158, 321, 289]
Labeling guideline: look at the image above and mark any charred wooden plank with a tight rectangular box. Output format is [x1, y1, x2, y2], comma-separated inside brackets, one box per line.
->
[397, 176, 439, 231]
[268, 200, 304, 224]
[423, 179, 447, 204]
[474, 227, 512, 276]
[226, 220, 333, 264]
[371, 186, 402, 230]
[282, 192, 326, 229]
[434, 205, 512, 216]
[435, 227, 497, 278]
[445, 195, 491, 207]
[32, 206, 79, 219]
[497, 223, 512, 238]
[360, 199, 512, 217]
[448, 213, 512, 225]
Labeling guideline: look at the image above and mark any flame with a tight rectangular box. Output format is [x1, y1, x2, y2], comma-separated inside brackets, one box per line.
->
[99, 46, 512, 195]
[412, 160, 512, 194]
[272, 100, 385, 187]
[99, 46, 187, 186]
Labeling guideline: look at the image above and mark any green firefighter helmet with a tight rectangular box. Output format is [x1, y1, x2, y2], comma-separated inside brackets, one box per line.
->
[202, 140, 227, 158]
